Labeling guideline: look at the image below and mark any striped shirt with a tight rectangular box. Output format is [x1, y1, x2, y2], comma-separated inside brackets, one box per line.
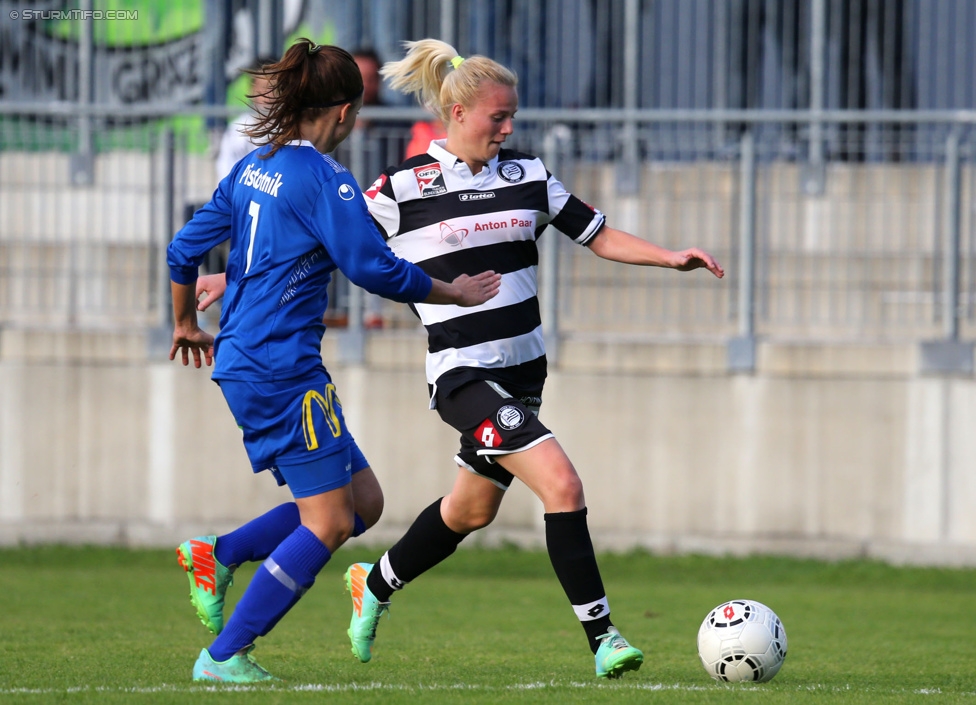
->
[364, 139, 605, 404]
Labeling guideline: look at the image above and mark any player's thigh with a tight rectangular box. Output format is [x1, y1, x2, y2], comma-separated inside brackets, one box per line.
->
[495, 437, 584, 513]
[436, 380, 553, 491]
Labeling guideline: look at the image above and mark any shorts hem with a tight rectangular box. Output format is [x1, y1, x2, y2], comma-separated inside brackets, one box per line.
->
[454, 454, 511, 491]
[474, 433, 554, 458]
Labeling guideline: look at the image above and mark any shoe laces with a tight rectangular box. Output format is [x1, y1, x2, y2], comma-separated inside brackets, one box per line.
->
[240, 645, 272, 675]
[597, 631, 629, 651]
[365, 603, 390, 639]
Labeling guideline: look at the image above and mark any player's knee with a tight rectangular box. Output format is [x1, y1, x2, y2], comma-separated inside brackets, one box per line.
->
[352, 467, 384, 529]
[303, 514, 357, 550]
[559, 474, 585, 509]
[444, 502, 497, 533]
[547, 472, 585, 511]
[356, 489, 384, 530]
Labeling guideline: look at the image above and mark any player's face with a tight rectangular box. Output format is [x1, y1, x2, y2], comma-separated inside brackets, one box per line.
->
[454, 82, 517, 170]
[250, 75, 274, 113]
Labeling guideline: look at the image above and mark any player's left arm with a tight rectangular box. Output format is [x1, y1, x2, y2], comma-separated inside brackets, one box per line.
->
[587, 226, 725, 278]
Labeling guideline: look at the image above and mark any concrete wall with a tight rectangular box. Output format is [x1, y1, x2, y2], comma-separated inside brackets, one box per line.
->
[2, 327, 974, 567]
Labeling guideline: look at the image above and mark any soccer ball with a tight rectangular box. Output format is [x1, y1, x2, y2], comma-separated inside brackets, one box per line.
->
[697, 599, 787, 683]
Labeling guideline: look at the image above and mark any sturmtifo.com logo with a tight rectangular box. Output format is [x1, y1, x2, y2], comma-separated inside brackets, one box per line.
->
[9, 9, 139, 20]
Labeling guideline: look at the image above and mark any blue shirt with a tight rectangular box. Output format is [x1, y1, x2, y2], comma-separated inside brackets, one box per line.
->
[167, 140, 432, 382]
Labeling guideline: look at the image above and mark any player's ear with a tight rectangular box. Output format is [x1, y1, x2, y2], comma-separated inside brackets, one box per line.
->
[450, 103, 465, 124]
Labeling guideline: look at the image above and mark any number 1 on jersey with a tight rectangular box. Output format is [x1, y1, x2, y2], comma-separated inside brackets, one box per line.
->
[245, 200, 260, 273]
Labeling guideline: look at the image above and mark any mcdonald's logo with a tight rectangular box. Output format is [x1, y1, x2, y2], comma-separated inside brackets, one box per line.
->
[302, 384, 343, 451]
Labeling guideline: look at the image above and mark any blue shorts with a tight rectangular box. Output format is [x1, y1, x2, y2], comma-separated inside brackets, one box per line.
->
[218, 371, 370, 498]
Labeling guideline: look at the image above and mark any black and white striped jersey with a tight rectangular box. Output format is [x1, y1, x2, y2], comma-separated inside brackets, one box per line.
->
[364, 139, 606, 404]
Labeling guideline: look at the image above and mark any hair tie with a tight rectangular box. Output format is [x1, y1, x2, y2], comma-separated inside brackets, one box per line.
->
[450, 56, 464, 69]
[308, 43, 324, 55]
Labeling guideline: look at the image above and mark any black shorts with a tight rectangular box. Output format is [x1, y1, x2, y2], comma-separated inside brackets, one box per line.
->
[435, 380, 553, 489]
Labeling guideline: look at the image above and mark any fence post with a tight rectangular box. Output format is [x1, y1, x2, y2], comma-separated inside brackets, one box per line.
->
[70, 0, 94, 186]
[616, 0, 641, 196]
[147, 127, 177, 357]
[729, 129, 757, 372]
[440, 0, 456, 45]
[256, 0, 283, 59]
[802, 0, 826, 196]
[920, 128, 974, 375]
[338, 127, 367, 364]
[542, 126, 571, 365]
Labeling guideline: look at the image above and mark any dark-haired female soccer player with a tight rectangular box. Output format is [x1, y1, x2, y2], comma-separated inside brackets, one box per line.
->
[342, 39, 725, 680]
[166, 39, 500, 683]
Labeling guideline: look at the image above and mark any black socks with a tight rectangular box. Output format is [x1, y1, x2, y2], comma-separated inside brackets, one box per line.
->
[545, 508, 614, 653]
[367, 497, 467, 602]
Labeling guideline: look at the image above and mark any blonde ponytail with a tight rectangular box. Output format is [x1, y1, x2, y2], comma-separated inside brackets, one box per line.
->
[382, 39, 517, 124]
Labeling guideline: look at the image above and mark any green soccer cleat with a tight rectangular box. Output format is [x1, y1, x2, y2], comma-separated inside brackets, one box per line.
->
[594, 627, 644, 679]
[344, 562, 389, 663]
[192, 645, 276, 682]
[176, 535, 235, 635]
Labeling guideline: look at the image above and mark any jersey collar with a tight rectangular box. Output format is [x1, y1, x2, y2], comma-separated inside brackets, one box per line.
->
[286, 139, 316, 149]
[428, 139, 498, 177]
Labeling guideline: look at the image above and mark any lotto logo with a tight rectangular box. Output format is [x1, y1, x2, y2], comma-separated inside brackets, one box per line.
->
[364, 173, 387, 199]
[476, 419, 501, 447]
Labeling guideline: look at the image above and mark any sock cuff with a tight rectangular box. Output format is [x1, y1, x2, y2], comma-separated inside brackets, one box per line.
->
[271, 525, 332, 586]
[421, 497, 467, 541]
[543, 507, 588, 523]
[352, 513, 367, 538]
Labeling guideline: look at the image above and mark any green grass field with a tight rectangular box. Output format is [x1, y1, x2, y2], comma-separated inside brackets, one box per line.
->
[0, 545, 974, 703]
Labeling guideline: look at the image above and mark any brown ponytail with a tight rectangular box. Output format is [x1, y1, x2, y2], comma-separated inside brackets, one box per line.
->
[243, 39, 364, 157]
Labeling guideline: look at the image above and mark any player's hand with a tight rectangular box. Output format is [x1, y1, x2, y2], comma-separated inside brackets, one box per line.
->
[672, 248, 725, 278]
[451, 271, 502, 306]
[196, 273, 227, 311]
[170, 326, 215, 368]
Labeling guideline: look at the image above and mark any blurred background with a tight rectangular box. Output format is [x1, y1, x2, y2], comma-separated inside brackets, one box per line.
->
[2, 0, 975, 565]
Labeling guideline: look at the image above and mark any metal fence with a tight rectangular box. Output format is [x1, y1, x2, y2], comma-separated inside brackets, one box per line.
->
[2, 105, 976, 364]
[3, 0, 976, 370]
[7, 0, 976, 111]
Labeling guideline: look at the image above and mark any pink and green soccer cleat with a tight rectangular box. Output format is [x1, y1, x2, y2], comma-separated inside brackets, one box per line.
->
[192, 645, 276, 682]
[344, 562, 389, 663]
[176, 535, 235, 634]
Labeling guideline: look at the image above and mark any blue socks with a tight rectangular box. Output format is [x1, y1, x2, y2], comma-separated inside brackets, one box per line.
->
[214, 503, 301, 568]
[208, 525, 331, 661]
[214, 503, 368, 568]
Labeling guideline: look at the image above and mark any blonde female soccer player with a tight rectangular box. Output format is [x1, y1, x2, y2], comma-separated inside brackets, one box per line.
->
[343, 39, 724, 679]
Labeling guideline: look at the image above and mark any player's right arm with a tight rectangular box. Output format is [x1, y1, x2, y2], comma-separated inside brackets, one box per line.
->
[423, 271, 501, 306]
[170, 280, 214, 368]
[167, 173, 235, 364]
[193, 258, 500, 311]
[313, 174, 499, 307]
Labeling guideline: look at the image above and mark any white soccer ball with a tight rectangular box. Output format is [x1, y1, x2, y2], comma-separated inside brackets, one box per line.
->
[697, 599, 787, 683]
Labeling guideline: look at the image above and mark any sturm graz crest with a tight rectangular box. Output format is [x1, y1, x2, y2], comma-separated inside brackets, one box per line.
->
[496, 405, 525, 430]
[497, 161, 525, 183]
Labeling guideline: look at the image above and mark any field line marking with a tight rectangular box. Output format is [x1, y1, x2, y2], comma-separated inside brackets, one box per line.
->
[0, 682, 974, 696]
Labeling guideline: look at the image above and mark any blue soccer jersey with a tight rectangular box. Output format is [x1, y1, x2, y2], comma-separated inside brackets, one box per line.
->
[167, 139, 432, 383]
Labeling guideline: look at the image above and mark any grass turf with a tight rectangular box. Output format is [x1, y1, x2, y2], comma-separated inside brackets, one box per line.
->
[0, 545, 974, 703]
